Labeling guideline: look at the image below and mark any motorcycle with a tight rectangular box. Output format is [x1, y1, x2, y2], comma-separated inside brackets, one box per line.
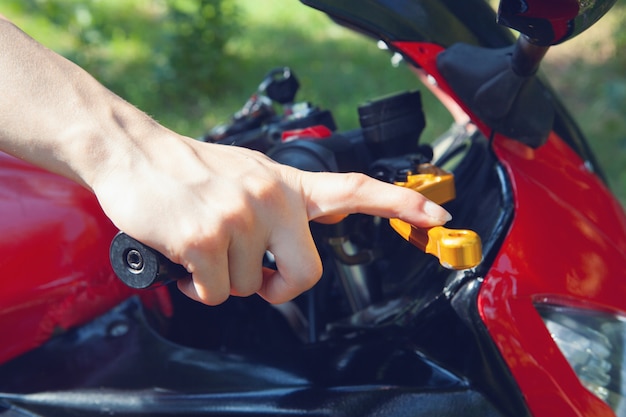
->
[1, 0, 625, 416]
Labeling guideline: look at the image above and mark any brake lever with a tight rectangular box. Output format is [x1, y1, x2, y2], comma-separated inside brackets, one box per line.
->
[109, 232, 189, 289]
[389, 164, 482, 270]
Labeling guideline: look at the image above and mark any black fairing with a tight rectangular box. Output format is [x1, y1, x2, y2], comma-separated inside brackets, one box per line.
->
[0, 298, 509, 417]
[437, 43, 555, 147]
[300, 0, 514, 48]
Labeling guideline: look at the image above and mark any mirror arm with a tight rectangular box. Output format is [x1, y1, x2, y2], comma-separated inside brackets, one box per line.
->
[437, 39, 555, 148]
[511, 36, 550, 77]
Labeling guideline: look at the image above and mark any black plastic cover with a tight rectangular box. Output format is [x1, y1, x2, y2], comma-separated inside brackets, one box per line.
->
[358, 90, 425, 157]
[437, 43, 554, 147]
[0, 298, 511, 417]
[300, 0, 514, 48]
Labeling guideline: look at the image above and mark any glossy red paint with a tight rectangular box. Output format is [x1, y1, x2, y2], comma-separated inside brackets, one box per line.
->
[498, 0, 578, 43]
[0, 152, 171, 365]
[485, 132, 626, 417]
[393, 42, 490, 134]
[395, 41, 626, 416]
[281, 125, 333, 142]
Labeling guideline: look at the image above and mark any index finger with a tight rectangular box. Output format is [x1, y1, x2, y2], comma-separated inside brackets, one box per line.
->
[301, 171, 452, 228]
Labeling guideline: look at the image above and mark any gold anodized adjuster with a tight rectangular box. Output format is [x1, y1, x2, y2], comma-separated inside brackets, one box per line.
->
[389, 164, 482, 270]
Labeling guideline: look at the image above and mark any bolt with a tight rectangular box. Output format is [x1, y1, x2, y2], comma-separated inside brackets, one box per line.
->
[126, 249, 144, 271]
[107, 320, 129, 338]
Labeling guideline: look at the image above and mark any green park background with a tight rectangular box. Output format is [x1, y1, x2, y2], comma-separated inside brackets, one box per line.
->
[2, 0, 625, 206]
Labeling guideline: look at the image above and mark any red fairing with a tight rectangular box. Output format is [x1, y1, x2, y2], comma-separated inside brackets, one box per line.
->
[281, 125, 333, 142]
[395, 41, 626, 416]
[0, 152, 171, 364]
[482, 133, 626, 417]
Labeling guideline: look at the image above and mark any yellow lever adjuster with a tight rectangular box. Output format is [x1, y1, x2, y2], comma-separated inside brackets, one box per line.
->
[389, 164, 482, 270]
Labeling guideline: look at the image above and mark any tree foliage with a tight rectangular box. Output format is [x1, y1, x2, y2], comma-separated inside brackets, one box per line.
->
[7, 0, 240, 117]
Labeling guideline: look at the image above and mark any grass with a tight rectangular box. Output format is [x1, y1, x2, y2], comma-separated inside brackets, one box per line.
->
[2, 0, 624, 205]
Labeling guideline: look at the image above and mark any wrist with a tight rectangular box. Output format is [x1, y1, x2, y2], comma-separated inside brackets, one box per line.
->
[62, 93, 173, 193]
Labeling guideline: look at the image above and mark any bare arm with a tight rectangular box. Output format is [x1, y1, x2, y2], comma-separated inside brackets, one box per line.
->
[0, 15, 451, 305]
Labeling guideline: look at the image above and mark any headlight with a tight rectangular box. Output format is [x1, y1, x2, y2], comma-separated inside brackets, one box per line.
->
[535, 302, 626, 416]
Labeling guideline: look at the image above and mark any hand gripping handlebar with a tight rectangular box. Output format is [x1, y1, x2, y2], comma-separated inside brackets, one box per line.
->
[110, 163, 481, 289]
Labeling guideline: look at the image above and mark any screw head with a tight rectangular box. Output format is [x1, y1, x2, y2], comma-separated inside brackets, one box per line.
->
[126, 249, 144, 271]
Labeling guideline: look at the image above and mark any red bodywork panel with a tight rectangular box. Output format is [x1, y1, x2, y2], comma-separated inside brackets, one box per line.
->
[0, 152, 171, 364]
[395, 41, 626, 416]
[484, 133, 626, 416]
[281, 125, 334, 142]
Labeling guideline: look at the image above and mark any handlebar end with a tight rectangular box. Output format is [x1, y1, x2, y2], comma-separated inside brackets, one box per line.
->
[109, 232, 189, 289]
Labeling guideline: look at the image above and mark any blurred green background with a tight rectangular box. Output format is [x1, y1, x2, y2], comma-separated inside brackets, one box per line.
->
[1, 0, 624, 206]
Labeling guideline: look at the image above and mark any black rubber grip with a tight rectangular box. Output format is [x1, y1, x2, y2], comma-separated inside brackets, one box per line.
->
[109, 232, 190, 289]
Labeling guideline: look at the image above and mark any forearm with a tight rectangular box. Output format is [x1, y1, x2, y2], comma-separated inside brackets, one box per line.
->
[0, 15, 166, 190]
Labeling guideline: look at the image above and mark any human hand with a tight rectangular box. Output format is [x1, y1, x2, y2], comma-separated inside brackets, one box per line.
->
[0, 16, 450, 306]
[93, 135, 451, 306]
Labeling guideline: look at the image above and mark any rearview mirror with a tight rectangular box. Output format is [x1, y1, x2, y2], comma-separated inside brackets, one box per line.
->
[497, 0, 617, 45]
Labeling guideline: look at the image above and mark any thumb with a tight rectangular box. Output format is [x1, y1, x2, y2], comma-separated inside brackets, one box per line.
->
[301, 171, 452, 227]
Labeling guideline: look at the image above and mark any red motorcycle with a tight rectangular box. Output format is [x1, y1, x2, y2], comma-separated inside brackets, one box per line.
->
[1, 0, 625, 416]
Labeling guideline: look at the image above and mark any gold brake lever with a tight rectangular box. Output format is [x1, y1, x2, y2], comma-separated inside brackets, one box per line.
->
[389, 164, 482, 270]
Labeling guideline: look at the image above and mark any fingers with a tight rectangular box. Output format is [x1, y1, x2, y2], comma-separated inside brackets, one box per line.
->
[173, 162, 450, 307]
[225, 232, 266, 297]
[301, 171, 452, 227]
[176, 214, 267, 305]
[257, 215, 322, 304]
[176, 237, 231, 306]
[176, 220, 320, 305]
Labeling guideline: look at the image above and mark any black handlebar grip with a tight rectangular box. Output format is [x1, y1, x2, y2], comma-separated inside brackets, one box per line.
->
[109, 232, 190, 289]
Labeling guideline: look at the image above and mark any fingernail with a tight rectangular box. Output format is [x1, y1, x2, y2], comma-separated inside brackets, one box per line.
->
[424, 200, 452, 223]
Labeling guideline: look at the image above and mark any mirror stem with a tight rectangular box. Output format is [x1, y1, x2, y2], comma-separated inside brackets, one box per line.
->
[512, 36, 550, 77]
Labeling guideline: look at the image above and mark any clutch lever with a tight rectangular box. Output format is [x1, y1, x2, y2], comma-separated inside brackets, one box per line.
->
[389, 164, 482, 270]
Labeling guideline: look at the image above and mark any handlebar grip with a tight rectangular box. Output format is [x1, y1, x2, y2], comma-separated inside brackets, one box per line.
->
[109, 232, 190, 289]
